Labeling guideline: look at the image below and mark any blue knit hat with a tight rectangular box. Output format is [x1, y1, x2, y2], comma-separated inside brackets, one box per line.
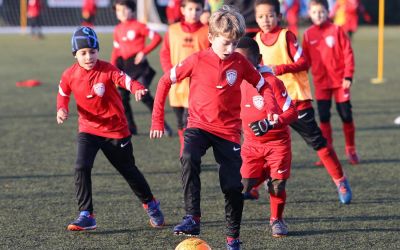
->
[71, 26, 99, 54]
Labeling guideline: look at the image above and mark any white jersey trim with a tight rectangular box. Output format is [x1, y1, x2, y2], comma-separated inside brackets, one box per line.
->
[125, 74, 132, 91]
[293, 46, 302, 62]
[58, 85, 68, 97]
[282, 95, 292, 112]
[170, 64, 177, 83]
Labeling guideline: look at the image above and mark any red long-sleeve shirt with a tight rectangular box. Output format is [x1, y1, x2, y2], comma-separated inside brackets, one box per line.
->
[110, 19, 162, 66]
[241, 65, 298, 143]
[302, 21, 355, 89]
[27, 0, 41, 18]
[57, 60, 145, 139]
[258, 26, 309, 75]
[152, 48, 273, 144]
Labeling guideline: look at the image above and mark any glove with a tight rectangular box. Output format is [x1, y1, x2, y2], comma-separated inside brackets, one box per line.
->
[249, 118, 273, 136]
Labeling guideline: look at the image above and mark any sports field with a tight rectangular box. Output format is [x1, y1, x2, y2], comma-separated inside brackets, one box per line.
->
[0, 26, 399, 249]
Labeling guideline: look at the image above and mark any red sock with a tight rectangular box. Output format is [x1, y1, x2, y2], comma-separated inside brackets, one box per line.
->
[178, 129, 185, 157]
[270, 190, 286, 222]
[317, 146, 343, 179]
[343, 122, 355, 148]
[320, 122, 333, 146]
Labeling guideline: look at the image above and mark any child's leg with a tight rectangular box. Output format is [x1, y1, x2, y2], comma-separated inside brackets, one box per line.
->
[173, 107, 185, 156]
[317, 100, 333, 146]
[75, 133, 101, 213]
[212, 136, 243, 239]
[101, 136, 154, 203]
[118, 87, 137, 134]
[180, 128, 211, 217]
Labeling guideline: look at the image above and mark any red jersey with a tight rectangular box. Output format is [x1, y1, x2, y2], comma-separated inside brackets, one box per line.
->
[82, 0, 96, 16]
[152, 48, 272, 144]
[302, 21, 355, 89]
[241, 66, 298, 143]
[57, 60, 145, 139]
[110, 19, 162, 66]
[27, 0, 41, 18]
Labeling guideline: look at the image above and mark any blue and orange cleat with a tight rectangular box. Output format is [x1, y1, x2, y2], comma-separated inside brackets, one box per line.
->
[243, 188, 259, 200]
[143, 199, 165, 228]
[346, 147, 360, 165]
[67, 211, 96, 231]
[173, 215, 200, 236]
[334, 177, 352, 204]
[226, 238, 241, 250]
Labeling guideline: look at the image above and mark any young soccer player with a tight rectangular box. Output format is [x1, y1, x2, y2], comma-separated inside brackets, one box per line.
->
[82, 0, 97, 27]
[151, 5, 276, 250]
[27, 0, 43, 39]
[111, 0, 172, 135]
[253, 0, 352, 204]
[303, 0, 359, 164]
[159, 0, 210, 156]
[57, 26, 164, 231]
[236, 37, 298, 237]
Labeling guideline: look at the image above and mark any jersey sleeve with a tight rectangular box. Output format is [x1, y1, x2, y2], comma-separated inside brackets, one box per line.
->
[274, 31, 309, 75]
[270, 77, 298, 128]
[338, 27, 355, 79]
[110, 65, 145, 93]
[141, 24, 162, 55]
[241, 56, 265, 91]
[159, 31, 173, 72]
[57, 72, 72, 112]
[151, 54, 197, 130]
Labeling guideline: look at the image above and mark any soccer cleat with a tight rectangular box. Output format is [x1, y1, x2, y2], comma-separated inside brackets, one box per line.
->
[226, 238, 241, 250]
[346, 147, 360, 165]
[67, 211, 96, 231]
[334, 177, 352, 204]
[143, 199, 165, 228]
[243, 188, 259, 200]
[270, 219, 288, 237]
[173, 215, 200, 236]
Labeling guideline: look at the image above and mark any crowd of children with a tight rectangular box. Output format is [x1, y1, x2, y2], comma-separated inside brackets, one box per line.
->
[56, 0, 360, 249]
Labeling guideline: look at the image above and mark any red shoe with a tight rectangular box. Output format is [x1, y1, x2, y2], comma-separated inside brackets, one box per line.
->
[346, 148, 360, 165]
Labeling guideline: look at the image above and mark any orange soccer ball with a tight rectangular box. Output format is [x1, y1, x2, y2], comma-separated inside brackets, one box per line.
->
[175, 238, 212, 250]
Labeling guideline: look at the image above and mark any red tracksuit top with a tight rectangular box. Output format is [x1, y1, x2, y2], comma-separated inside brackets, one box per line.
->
[152, 48, 273, 144]
[241, 66, 298, 143]
[302, 21, 355, 89]
[110, 19, 162, 66]
[27, 0, 41, 18]
[57, 60, 145, 139]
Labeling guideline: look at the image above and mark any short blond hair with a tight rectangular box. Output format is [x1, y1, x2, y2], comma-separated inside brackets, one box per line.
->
[208, 5, 246, 40]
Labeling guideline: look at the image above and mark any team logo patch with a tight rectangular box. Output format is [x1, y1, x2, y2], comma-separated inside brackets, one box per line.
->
[93, 82, 105, 97]
[226, 69, 237, 86]
[325, 36, 335, 48]
[127, 30, 136, 40]
[252, 95, 264, 110]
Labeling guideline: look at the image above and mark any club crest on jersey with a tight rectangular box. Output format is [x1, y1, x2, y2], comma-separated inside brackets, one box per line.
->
[93, 83, 105, 97]
[252, 95, 264, 110]
[226, 69, 237, 86]
[325, 36, 335, 48]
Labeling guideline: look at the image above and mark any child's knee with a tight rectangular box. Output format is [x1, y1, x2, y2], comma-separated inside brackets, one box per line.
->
[336, 101, 353, 123]
[267, 179, 286, 196]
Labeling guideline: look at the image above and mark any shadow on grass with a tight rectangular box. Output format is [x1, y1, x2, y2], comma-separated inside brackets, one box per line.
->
[289, 227, 400, 236]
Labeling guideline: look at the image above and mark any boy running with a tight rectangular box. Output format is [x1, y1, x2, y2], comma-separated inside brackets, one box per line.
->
[253, 0, 352, 204]
[57, 26, 164, 231]
[151, 5, 276, 250]
[111, 0, 172, 135]
[303, 0, 359, 164]
[236, 37, 298, 237]
[160, 0, 210, 156]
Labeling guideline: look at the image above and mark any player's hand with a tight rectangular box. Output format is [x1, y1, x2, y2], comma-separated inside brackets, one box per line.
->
[56, 108, 68, 124]
[150, 130, 164, 139]
[267, 113, 279, 126]
[134, 52, 145, 65]
[134, 89, 148, 101]
[342, 79, 352, 89]
[249, 118, 273, 136]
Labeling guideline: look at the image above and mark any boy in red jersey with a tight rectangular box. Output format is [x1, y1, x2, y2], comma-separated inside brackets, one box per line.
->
[160, 0, 210, 156]
[303, 0, 359, 165]
[57, 26, 164, 231]
[82, 0, 97, 27]
[27, 0, 43, 39]
[151, 6, 276, 250]
[111, 0, 172, 135]
[253, 0, 352, 204]
[236, 37, 298, 237]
